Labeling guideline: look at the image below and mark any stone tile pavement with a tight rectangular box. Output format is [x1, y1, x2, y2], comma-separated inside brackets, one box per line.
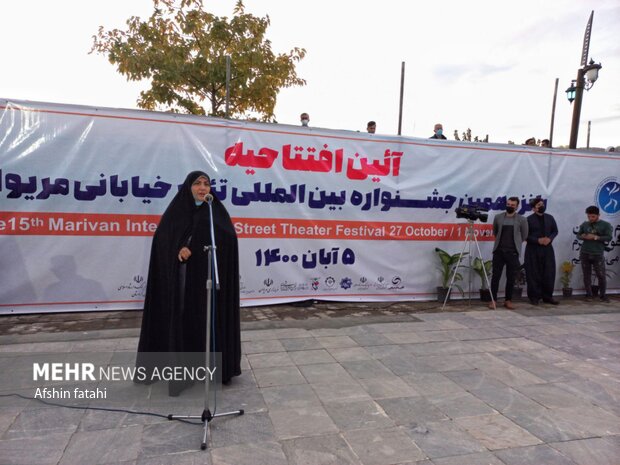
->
[1, 299, 619, 464]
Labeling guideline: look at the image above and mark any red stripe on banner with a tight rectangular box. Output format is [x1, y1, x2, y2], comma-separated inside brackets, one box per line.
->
[0, 212, 493, 240]
[234, 218, 494, 241]
[0, 211, 161, 236]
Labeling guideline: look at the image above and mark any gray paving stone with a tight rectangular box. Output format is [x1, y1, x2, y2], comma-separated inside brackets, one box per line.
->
[247, 351, 295, 369]
[405, 419, 486, 458]
[428, 392, 498, 419]
[455, 414, 542, 450]
[365, 344, 411, 360]
[136, 451, 210, 465]
[299, 363, 354, 384]
[358, 376, 420, 399]
[269, 406, 338, 439]
[252, 366, 306, 388]
[550, 437, 620, 465]
[444, 369, 508, 390]
[350, 333, 394, 347]
[515, 383, 594, 409]
[261, 384, 322, 410]
[341, 360, 395, 380]
[3, 406, 84, 439]
[494, 444, 578, 465]
[210, 441, 288, 465]
[402, 372, 466, 397]
[505, 404, 620, 443]
[281, 433, 362, 465]
[323, 400, 394, 430]
[470, 386, 545, 414]
[328, 347, 373, 362]
[211, 387, 266, 414]
[317, 336, 359, 349]
[210, 411, 276, 448]
[242, 339, 286, 354]
[0, 408, 21, 437]
[0, 432, 73, 465]
[289, 349, 336, 365]
[430, 452, 506, 465]
[139, 421, 205, 457]
[280, 337, 323, 351]
[58, 425, 142, 464]
[222, 369, 258, 390]
[343, 427, 426, 465]
[377, 396, 448, 425]
[383, 332, 427, 344]
[311, 382, 372, 404]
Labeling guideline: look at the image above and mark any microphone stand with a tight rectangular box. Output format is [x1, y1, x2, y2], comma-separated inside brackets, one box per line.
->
[168, 194, 244, 450]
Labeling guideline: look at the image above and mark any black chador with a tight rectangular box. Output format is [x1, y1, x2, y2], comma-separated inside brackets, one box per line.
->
[136, 171, 241, 394]
[524, 207, 558, 304]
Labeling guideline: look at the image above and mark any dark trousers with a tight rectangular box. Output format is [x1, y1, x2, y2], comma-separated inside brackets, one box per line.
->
[524, 245, 556, 301]
[580, 252, 606, 298]
[491, 249, 520, 301]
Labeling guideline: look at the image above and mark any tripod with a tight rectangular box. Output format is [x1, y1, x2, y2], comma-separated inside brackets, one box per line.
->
[441, 220, 494, 310]
[168, 197, 244, 450]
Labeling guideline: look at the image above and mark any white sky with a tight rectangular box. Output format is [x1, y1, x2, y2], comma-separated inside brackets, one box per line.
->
[2, 0, 619, 148]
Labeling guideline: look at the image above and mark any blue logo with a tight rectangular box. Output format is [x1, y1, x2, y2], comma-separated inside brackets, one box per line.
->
[340, 277, 352, 290]
[596, 177, 620, 216]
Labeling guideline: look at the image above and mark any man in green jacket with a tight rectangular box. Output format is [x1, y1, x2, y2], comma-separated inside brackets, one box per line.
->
[577, 206, 613, 303]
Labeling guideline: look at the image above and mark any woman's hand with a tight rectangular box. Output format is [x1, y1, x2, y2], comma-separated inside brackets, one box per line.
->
[178, 247, 192, 262]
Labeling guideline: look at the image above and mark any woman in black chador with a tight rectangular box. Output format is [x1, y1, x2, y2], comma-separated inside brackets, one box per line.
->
[136, 171, 241, 394]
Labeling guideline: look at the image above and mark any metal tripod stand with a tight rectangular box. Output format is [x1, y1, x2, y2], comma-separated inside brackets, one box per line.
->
[168, 198, 243, 450]
[441, 220, 494, 310]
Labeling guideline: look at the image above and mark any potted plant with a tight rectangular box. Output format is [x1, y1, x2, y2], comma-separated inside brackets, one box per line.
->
[472, 257, 493, 301]
[560, 261, 575, 297]
[512, 265, 526, 300]
[434, 247, 467, 302]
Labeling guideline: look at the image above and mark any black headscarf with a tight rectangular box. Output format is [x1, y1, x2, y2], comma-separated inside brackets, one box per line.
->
[137, 171, 241, 389]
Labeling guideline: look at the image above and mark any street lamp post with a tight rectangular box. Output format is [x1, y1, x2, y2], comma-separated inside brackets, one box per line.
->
[566, 11, 602, 149]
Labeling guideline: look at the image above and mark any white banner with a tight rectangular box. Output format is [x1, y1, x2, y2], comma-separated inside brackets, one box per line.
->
[1, 99, 619, 314]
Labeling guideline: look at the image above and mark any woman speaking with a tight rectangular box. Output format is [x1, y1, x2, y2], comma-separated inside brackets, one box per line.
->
[136, 171, 241, 395]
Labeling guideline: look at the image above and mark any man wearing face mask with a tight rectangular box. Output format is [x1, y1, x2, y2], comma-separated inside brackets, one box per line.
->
[489, 197, 529, 309]
[430, 123, 447, 140]
[577, 206, 612, 303]
[300, 112, 310, 127]
[524, 197, 559, 306]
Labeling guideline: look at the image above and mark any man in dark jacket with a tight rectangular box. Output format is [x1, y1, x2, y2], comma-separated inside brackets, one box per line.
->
[490, 196, 529, 309]
[524, 198, 559, 305]
[577, 205, 613, 303]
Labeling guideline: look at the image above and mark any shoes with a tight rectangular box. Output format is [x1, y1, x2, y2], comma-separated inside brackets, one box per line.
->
[488, 301, 497, 310]
[529, 299, 540, 306]
[504, 300, 515, 310]
[543, 299, 560, 305]
[585, 295, 593, 302]
[600, 296, 610, 303]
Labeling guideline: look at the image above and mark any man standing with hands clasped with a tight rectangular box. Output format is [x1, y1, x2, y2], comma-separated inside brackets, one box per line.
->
[524, 197, 559, 305]
[577, 206, 612, 303]
[490, 197, 528, 310]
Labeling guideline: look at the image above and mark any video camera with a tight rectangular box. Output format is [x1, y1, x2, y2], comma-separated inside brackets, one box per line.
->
[455, 205, 489, 223]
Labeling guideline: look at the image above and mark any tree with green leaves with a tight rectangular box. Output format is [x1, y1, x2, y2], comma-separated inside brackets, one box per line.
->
[91, 0, 306, 120]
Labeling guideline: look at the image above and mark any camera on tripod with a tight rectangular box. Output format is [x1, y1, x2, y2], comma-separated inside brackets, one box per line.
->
[455, 205, 489, 223]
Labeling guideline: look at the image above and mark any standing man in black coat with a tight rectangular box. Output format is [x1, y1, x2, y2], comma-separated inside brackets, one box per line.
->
[524, 197, 559, 305]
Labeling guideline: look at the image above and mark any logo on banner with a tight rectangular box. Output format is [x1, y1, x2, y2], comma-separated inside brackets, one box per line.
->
[595, 177, 620, 216]
[311, 278, 320, 291]
[389, 276, 404, 290]
[353, 276, 371, 290]
[258, 277, 278, 294]
[325, 276, 336, 288]
[340, 277, 353, 290]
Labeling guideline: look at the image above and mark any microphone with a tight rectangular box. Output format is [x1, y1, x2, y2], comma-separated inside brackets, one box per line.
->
[204, 193, 213, 204]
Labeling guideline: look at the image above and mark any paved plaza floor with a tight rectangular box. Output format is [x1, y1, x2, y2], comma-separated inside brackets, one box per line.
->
[1, 298, 619, 465]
